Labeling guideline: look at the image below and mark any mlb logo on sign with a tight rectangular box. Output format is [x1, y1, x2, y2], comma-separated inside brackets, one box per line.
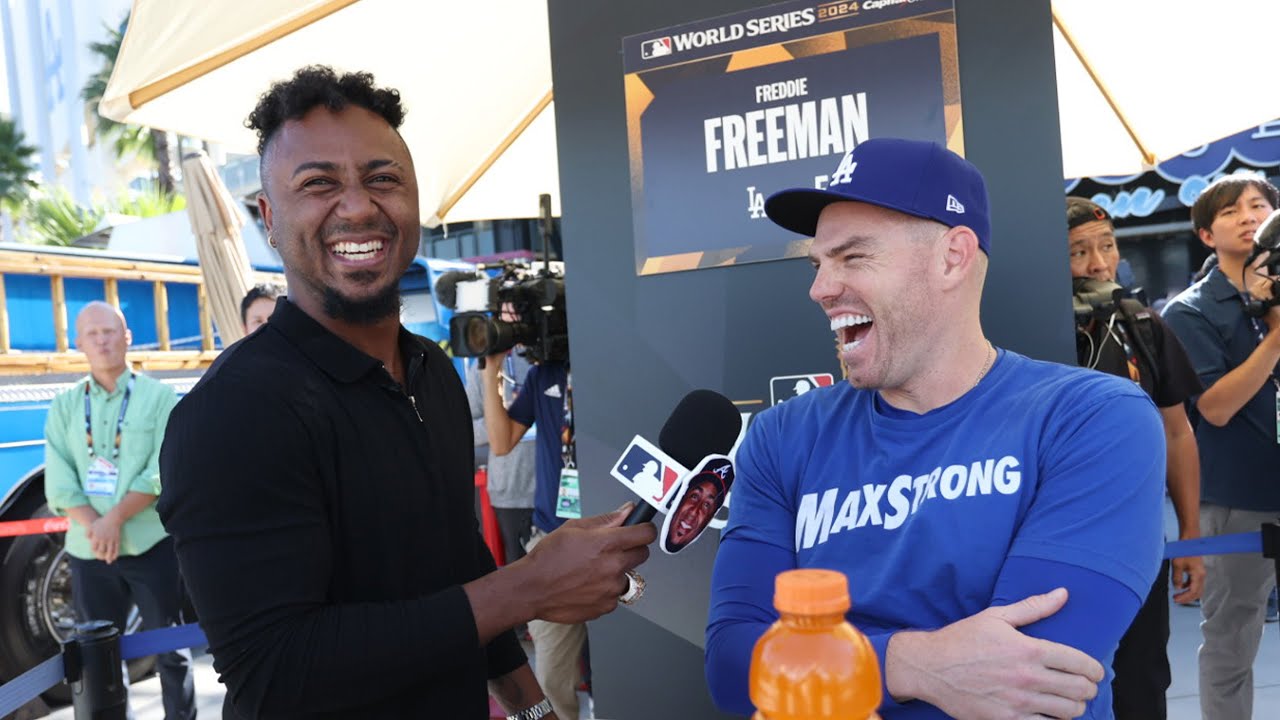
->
[610, 435, 687, 509]
[770, 373, 836, 406]
[641, 37, 672, 59]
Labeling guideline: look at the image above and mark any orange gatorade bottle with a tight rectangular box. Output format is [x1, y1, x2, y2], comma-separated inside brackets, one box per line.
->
[749, 569, 882, 720]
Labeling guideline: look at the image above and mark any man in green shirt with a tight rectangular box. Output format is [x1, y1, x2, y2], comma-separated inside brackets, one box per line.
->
[44, 301, 195, 720]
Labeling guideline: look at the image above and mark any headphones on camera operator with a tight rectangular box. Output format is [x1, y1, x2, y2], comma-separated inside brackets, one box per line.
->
[1240, 208, 1280, 318]
[1073, 276, 1162, 389]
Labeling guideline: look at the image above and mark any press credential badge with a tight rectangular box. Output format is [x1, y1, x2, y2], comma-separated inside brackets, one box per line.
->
[85, 456, 119, 497]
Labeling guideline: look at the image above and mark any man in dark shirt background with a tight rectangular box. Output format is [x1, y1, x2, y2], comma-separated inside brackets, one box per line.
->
[159, 66, 655, 720]
[1066, 196, 1204, 719]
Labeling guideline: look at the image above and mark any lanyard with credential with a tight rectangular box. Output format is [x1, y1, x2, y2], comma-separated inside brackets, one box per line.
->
[85, 374, 135, 459]
[560, 370, 575, 470]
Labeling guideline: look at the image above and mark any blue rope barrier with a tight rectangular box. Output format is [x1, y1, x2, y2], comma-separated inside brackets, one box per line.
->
[0, 623, 206, 718]
[1164, 531, 1262, 559]
[121, 623, 207, 660]
[0, 654, 63, 718]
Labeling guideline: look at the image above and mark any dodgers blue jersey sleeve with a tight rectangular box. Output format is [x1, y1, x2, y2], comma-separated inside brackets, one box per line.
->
[707, 350, 1165, 718]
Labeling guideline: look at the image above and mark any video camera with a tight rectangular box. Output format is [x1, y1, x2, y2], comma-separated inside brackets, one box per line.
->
[436, 263, 568, 365]
[1243, 208, 1280, 317]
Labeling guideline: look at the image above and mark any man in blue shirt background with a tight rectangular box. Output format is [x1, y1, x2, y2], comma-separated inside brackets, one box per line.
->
[483, 355, 585, 720]
[1161, 175, 1280, 720]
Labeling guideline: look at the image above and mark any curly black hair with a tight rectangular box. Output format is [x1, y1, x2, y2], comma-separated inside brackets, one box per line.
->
[245, 65, 405, 157]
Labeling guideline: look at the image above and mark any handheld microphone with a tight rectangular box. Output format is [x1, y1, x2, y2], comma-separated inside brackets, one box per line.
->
[622, 389, 742, 526]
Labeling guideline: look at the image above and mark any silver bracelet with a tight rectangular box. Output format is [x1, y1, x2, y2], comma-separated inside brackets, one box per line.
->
[507, 698, 553, 720]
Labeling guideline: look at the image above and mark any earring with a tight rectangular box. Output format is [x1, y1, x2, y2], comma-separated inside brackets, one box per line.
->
[267, 234, 277, 248]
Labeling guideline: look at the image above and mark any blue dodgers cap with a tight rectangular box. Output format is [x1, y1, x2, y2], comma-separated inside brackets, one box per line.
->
[764, 138, 991, 254]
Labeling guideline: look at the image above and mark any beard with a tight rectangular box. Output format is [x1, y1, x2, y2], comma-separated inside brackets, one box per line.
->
[321, 271, 402, 325]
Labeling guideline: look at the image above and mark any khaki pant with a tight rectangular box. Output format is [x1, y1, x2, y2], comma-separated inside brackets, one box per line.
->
[1198, 504, 1279, 720]
[527, 528, 588, 719]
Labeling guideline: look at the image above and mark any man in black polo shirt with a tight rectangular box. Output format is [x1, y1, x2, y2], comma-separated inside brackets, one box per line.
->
[1066, 196, 1205, 719]
[159, 66, 656, 720]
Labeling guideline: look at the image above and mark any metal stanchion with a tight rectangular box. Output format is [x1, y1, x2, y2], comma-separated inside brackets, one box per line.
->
[63, 620, 127, 720]
[1263, 522, 1280, 639]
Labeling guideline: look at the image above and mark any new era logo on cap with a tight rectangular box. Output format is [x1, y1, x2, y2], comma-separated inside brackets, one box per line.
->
[762, 138, 991, 255]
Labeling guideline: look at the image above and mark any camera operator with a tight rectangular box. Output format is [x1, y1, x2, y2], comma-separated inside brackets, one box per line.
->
[481, 337, 584, 720]
[1066, 197, 1205, 720]
[1162, 176, 1280, 719]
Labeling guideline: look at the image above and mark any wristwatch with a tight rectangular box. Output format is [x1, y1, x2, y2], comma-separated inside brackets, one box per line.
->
[507, 698, 553, 720]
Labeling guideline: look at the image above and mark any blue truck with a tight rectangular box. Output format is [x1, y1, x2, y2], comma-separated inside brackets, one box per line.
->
[0, 237, 470, 703]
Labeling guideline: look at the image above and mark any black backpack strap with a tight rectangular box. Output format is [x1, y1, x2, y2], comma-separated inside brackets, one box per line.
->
[1116, 298, 1162, 391]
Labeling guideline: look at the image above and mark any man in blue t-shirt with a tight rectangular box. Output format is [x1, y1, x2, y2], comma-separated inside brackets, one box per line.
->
[705, 138, 1165, 719]
[482, 355, 585, 720]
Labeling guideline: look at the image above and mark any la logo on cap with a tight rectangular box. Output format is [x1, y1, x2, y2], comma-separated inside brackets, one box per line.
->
[946, 195, 965, 214]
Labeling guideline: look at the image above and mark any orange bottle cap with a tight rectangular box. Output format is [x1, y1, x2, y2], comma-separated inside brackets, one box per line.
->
[774, 568, 850, 615]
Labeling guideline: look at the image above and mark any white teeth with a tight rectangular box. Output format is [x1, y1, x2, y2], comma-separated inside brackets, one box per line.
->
[332, 240, 385, 256]
[829, 314, 871, 331]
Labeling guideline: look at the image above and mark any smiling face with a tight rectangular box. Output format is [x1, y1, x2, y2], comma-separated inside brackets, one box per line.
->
[258, 105, 420, 325]
[808, 202, 942, 391]
[665, 478, 724, 550]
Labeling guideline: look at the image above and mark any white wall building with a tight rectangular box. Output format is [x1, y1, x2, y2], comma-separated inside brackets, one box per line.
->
[0, 0, 145, 204]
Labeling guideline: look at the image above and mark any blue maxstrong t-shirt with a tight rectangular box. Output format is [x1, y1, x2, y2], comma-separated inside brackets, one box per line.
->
[712, 350, 1165, 719]
[508, 361, 568, 533]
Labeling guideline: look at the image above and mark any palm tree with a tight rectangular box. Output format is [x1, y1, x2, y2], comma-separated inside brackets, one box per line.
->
[81, 14, 175, 194]
[22, 187, 105, 247]
[0, 115, 38, 241]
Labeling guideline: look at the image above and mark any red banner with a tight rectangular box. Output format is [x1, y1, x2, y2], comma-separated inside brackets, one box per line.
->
[0, 517, 69, 538]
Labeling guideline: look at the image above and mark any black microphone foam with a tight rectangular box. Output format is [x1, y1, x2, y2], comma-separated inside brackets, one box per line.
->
[623, 389, 742, 526]
[433, 270, 476, 310]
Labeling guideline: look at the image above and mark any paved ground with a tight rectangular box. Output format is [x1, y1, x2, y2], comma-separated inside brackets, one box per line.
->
[1168, 598, 1280, 719]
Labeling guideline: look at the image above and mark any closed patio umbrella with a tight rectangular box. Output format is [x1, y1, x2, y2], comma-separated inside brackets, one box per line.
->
[182, 151, 255, 346]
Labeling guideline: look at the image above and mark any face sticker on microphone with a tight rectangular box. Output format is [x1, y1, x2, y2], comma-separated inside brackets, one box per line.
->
[660, 455, 735, 555]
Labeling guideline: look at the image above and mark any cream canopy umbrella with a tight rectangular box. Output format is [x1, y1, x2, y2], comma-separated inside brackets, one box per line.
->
[100, 0, 557, 227]
[101, 0, 1280, 197]
[182, 151, 255, 346]
[1052, 0, 1280, 178]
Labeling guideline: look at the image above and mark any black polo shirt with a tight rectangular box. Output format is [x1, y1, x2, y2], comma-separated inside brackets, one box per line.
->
[158, 299, 525, 719]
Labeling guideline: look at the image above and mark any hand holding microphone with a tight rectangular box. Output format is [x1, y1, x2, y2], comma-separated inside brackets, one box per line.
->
[505, 389, 741, 622]
[520, 502, 656, 624]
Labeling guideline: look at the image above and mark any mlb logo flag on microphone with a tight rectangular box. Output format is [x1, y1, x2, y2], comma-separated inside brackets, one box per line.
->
[611, 436, 687, 509]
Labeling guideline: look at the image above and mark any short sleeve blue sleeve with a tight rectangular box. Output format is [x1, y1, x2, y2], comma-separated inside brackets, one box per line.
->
[1007, 387, 1165, 599]
[1162, 299, 1230, 389]
[507, 364, 537, 428]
